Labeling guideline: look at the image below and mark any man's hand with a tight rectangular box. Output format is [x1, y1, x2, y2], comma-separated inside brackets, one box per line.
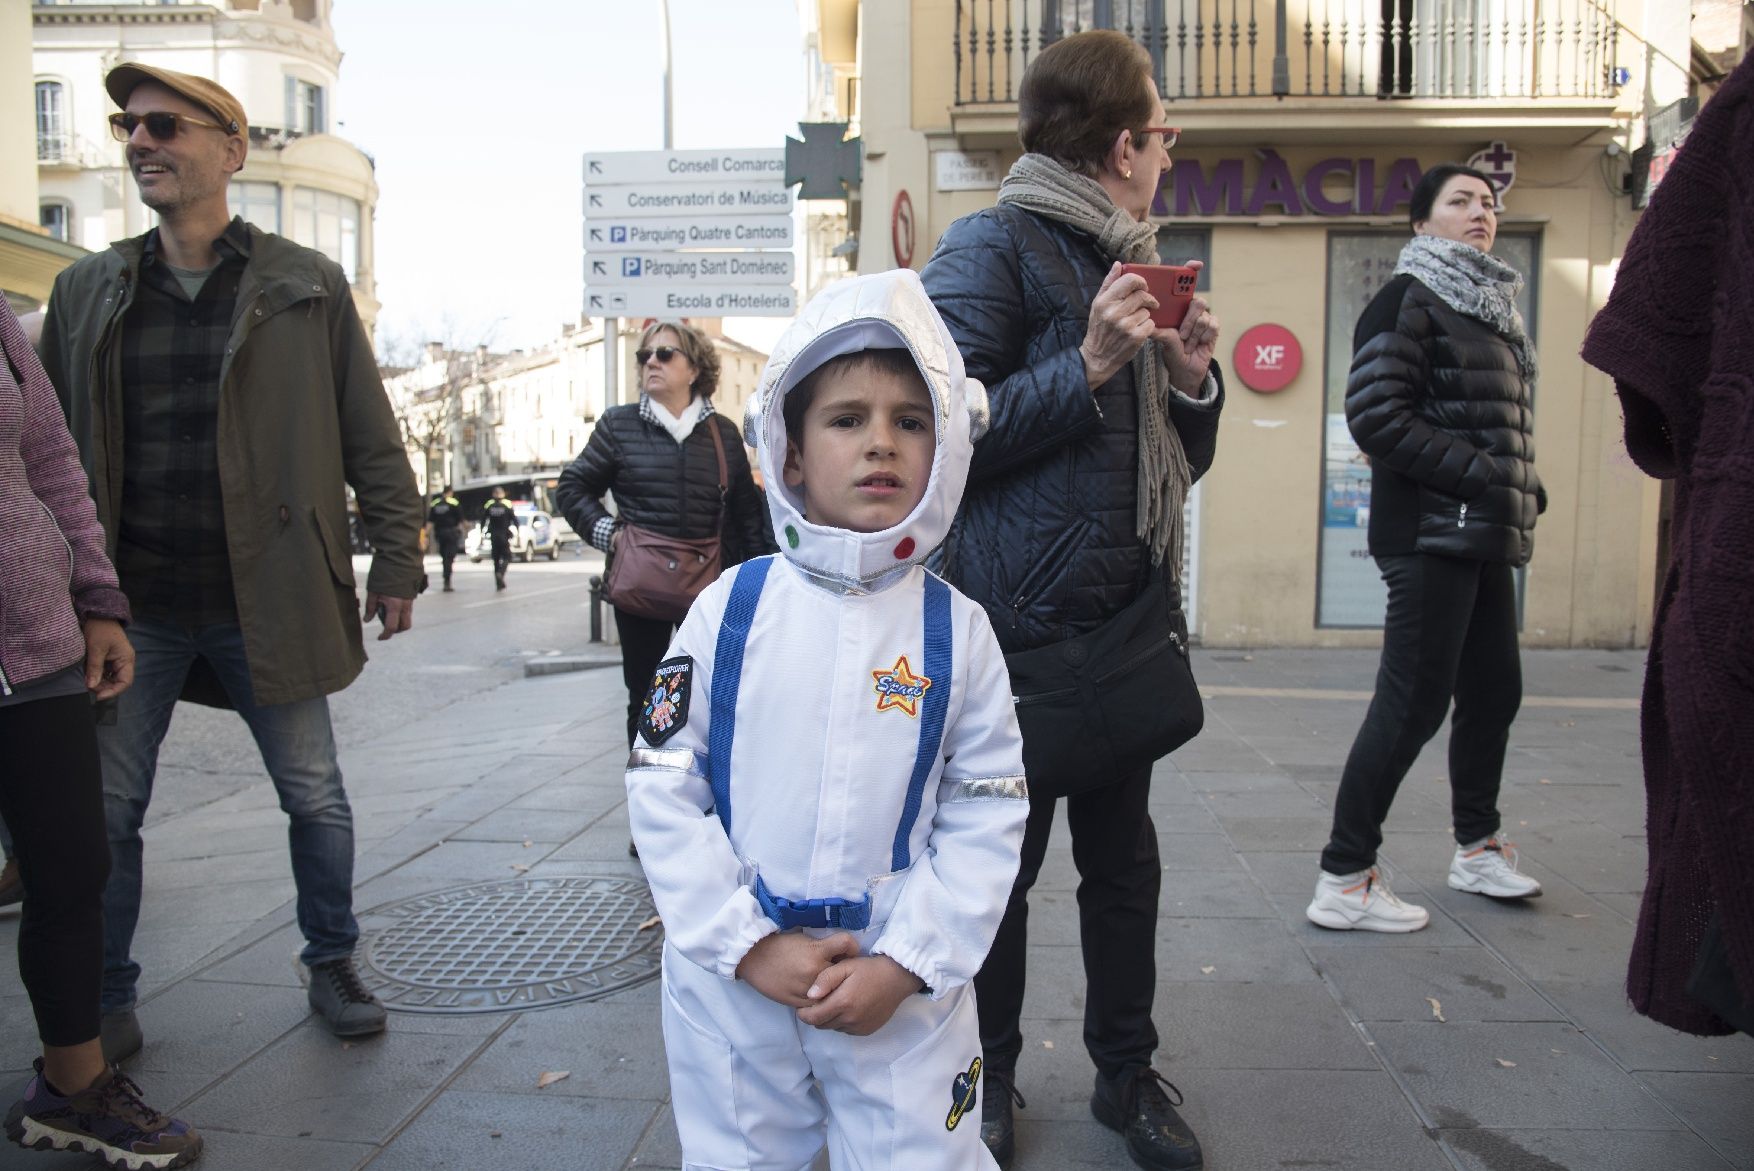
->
[363, 593, 414, 641]
[796, 955, 924, 1036]
[735, 931, 860, 1009]
[81, 618, 134, 701]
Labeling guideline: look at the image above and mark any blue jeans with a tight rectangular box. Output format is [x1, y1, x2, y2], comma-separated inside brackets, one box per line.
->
[96, 618, 359, 1012]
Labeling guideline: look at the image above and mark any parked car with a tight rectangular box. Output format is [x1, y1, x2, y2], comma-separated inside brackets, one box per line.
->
[466, 508, 564, 563]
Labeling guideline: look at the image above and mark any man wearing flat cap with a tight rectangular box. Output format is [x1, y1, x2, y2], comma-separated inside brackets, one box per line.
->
[39, 64, 422, 1060]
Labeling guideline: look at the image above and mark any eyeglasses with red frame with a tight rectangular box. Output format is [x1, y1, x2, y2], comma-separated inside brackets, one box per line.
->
[1143, 126, 1181, 151]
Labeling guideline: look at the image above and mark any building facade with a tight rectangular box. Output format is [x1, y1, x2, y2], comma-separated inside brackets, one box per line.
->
[3, 0, 85, 314]
[818, 0, 1716, 649]
[32, 0, 380, 329]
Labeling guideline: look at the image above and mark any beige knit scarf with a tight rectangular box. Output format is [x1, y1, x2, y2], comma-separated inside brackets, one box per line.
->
[997, 152, 1194, 575]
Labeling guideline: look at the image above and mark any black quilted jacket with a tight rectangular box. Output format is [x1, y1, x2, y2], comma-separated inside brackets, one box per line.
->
[1347, 274, 1545, 566]
[920, 205, 1225, 654]
[553, 402, 773, 565]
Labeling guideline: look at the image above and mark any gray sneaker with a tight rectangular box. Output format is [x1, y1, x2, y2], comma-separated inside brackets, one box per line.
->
[307, 957, 387, 1037]
[100, 1009, 143, 1065]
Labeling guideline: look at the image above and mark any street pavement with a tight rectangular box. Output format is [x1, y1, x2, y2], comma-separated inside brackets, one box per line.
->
[2, 555, 1749, 1170]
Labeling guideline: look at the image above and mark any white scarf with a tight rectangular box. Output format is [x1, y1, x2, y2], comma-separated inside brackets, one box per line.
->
[643, 394, 707, 445]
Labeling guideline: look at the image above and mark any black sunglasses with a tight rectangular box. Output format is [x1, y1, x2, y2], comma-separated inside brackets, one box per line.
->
[108, 110, 233, 142]
[636, 345, 684, 366]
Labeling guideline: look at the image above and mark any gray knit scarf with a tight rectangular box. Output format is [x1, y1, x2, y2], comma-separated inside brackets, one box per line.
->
[1394, 235, 1538, 382]
[996, 152, 1194, 575]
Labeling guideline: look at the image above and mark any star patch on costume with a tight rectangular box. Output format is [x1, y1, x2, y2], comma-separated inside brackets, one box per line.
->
[638, 656, 692, 746]
[872, 655, 932, 717]
[946, 1056, 982, 1132]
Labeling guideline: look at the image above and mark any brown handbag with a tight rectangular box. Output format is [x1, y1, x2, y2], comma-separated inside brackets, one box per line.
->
[602, 418, 730, 623]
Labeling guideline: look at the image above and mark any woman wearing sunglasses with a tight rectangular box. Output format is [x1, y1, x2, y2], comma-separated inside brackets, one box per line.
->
[555, 320, 772, 769]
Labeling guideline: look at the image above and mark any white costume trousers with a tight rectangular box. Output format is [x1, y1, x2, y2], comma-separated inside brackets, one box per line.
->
[661, 944, 998, 1171]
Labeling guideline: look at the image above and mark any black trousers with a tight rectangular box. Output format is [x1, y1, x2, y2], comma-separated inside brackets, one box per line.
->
[0, 691, 110, 1046]
[616, 607, 678, 748]
[490, 537, 512, 581]
[1321, 553, 1521, 875]
[435, 529, 461, 582]
[976, 764, 1160, 1078]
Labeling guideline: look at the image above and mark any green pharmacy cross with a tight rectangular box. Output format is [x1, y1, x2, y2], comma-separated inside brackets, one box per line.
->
[785, 122, 862, 201]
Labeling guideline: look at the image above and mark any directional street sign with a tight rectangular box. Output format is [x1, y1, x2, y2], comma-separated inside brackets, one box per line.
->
[584, 287, 797, 318]
[586, 251, 794, 285]
[583, 180, 793, 219]
[582, 146, 798, 321]
[584, 215, 794, 253]
[584, 149, 785, 187]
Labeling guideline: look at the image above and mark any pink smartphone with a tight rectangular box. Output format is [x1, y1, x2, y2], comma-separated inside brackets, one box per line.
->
[1118, 263, 1199, 329]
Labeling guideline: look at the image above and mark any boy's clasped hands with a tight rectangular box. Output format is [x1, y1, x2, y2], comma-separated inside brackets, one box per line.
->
[735, 931, 924, 1036]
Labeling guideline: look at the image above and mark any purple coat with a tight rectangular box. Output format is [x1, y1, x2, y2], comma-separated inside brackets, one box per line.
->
[0, 302, 128, 695]
[1580, 53, 1754, 1035]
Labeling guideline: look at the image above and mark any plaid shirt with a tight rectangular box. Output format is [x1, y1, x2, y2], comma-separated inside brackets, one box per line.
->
[114, 218, 252, 624]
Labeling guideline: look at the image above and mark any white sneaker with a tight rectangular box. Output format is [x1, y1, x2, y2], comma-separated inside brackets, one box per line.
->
[1449, 836, 1542, 898]
[1306, 867, 1430, 932]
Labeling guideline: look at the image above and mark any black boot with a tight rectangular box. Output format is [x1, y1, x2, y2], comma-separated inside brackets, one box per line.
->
[980, 1064, 1024, 1168]
[1091, 1066, 1203, 1171]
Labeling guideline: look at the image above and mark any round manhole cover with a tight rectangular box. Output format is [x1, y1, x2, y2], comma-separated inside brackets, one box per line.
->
[356, 876, 661, 1013]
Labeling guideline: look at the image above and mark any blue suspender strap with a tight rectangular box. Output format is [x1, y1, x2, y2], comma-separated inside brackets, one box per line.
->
[892, 574, 954, 871]
[707, 556, 772, 836]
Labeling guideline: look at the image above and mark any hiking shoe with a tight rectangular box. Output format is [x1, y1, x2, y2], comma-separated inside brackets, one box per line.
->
[100, 1010, 143, 1065]
[307, 957, 386, 1037]
[1091, 1066, 1203, 1171]
[980, 1064, 1023, 1168]
[0, 857, 20, 909]
[4, 1058, 201, 1169]
[1449, 836, 1542, 899]
[1307, 867, 1430, 932]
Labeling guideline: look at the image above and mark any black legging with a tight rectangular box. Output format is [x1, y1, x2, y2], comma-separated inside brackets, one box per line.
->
[976, 764, 1160, 1078]
[0, 690, 110, 1046]
[616, 607, 678, 749]
[1321, 553, 1521, 875]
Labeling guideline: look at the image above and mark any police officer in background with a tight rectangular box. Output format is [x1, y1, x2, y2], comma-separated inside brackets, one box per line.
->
[427, 485, 464, 592]
[482, 486, 517, 592]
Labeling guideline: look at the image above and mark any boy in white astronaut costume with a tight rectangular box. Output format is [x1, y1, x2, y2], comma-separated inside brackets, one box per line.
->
[626, 269, 1029, 1171]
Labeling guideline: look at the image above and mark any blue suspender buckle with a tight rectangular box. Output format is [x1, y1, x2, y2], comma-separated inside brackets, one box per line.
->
[755, 875, 872, 931]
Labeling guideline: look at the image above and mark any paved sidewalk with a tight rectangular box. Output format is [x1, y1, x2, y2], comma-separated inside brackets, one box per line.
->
[3, 648, 1749, 1170]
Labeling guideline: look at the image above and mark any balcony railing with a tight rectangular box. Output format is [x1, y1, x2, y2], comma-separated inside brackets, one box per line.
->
[37, 132, 73, 162]
[953, 0, 1621, 104]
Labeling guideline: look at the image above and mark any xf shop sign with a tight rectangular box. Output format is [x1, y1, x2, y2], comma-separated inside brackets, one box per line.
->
[1234, 324, 1301, 393]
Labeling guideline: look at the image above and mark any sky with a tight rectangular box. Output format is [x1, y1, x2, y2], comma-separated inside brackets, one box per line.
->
[328, 0, 807, 359]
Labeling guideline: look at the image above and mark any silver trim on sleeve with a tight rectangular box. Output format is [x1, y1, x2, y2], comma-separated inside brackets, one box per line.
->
[940, 775, 1029, 803]
[627, 747, 706, 776]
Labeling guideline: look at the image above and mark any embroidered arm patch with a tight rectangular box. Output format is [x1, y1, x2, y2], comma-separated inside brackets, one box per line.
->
[638, 655, 694, 746]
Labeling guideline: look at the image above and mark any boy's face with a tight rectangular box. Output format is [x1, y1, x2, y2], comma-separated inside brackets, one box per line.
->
[782, 365, 936, 534]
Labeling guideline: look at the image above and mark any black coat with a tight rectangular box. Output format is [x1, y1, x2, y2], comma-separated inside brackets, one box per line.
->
[1347, 274, 1544, 566]
[553, 402, 773, 566]
[920, 205, 1224, 654]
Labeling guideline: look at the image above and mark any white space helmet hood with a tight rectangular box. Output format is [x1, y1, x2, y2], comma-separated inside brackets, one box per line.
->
[745, 269, 988, 590]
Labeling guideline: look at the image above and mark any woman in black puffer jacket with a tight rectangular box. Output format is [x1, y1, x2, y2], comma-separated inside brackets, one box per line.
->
[554, 320, 771, 749]
[1307, 164, 1548, 936]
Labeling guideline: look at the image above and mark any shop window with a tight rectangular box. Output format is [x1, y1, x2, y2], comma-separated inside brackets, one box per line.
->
[1154, 227, 1212, 289]
[227, 181, 280, 233]
[1316, 230, 1539, 627]
[290, 188, 360, 284]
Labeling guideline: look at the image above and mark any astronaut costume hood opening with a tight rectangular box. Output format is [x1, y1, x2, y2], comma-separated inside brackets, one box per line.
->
[745, 269, 987, 591]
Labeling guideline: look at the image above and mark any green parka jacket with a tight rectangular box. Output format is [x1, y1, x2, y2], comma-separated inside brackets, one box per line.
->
[40, 221, 422, 707]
